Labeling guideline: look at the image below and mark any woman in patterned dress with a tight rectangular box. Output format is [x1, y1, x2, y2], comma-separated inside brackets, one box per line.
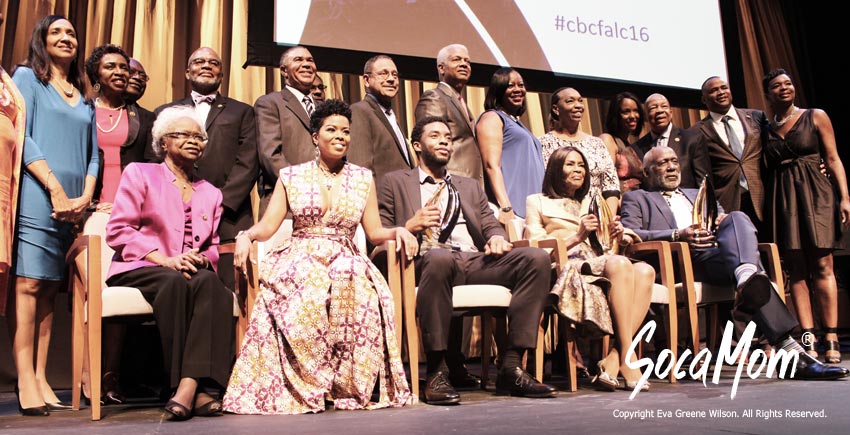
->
[525, 147, 654, 391]
[224, 99, 417, 414]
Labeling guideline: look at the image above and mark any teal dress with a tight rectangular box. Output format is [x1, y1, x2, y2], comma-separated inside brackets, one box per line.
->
[479, 110, 544, 217]
[12, 67, 99, 280]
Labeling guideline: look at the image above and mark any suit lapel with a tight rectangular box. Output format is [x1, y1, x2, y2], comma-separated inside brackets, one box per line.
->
[123, 104, 141, 148]
[402, 169, 422, 220]
[205, 94, 226, 129]
[438, 83, 473, 128]
[649, 191, 678, 229]
[736, 108, 761, 160]
[282, 88, 311, 130]
[367, 96, 411, 166]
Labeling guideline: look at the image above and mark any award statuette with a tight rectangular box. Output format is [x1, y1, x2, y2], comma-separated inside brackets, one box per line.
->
[692, 175, 719, 235]
[588, 193, 618, 255]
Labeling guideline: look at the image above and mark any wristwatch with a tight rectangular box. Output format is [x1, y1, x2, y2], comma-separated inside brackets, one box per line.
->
[500, 206, 513, 213]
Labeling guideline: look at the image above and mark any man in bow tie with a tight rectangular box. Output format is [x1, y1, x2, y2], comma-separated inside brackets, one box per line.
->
[621, 146, 849, 381]
[156, 46, 259, 291]
[379, 117, 556, 405]
[630, 93, 709, 188]
[255, 45, 318, 214]
[348, 55, 416, 185]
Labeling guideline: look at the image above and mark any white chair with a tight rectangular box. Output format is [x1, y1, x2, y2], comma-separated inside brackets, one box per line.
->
[66, 212, 241, 420]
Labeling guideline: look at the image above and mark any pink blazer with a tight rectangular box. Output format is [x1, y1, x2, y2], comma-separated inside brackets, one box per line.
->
[106, 162, 222, 279]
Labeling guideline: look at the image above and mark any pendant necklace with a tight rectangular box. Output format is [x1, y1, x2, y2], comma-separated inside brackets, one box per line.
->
[773, 106, 798, 127]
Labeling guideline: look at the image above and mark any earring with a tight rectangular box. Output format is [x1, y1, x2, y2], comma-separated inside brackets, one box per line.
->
[93, 82, 101, 93]
[314, 146, 319, 159]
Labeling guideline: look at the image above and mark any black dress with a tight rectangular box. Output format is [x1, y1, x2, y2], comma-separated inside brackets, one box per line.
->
[764, 109, 840, 250]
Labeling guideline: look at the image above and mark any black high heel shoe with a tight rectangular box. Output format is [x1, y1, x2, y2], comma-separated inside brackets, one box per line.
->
[824, 327, 842, 364]
[14, 385, 50, 417]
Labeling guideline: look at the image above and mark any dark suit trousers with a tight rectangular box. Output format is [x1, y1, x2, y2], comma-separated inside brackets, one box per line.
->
[690, 211, 797, 344]
[415, 247, 550, 352]
[107, 267, 234, 389]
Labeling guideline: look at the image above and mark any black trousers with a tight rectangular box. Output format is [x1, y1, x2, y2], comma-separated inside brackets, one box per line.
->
[107, 267, 234, 389]
[415, 247, 551, 352]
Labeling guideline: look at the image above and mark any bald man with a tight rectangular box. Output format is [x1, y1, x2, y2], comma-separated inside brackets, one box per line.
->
[156, 46, 259, 291]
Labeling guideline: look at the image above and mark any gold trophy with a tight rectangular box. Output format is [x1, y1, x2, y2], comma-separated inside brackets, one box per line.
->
[588, 193, 618, 255]
[692, 175, 719, 236]
[418, 180, 461, 255]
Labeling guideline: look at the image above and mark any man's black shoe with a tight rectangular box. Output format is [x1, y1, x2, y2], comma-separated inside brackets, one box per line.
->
[449, 371, 482, 390]
[424, 371, 461, 405]
[786, 352, 850, 380]
[735, 273, 772, 314]
[495, 367, 557, 398]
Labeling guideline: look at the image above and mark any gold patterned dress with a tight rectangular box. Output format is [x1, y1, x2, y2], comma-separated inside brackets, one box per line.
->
[223, 162, 411, 414]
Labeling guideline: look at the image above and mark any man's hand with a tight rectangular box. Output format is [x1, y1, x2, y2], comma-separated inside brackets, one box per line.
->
[484, 235, 512, 256]
[405, 205, 441, 233]
[679, 224, 715, 249]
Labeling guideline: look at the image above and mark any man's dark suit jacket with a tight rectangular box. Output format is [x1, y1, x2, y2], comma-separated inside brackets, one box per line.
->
[254, 88, 314, 201]
[348, 96, 414, 184]
[156, 94, 259, 241]
[630, 125, 709, 188]
[378, 168, 506, 249]
[94, 102, 156, 201]
[688, 108, 767, 222]
[414, 83, 482, 183]
[620, 188, 724, 242]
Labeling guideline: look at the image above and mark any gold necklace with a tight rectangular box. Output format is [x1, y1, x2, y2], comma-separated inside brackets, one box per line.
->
[53, 79, 75, 97]
[315, 159, 344, 191]
[95, 97, 126, 133]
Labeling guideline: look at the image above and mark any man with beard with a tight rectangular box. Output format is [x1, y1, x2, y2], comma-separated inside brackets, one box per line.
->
[348, 55, 415, 184]
[156, 47, 259, 291]
[630, 93, 709, 188]
[255, 45, 318, 213]
[620, 146, 849, 381]
[378, 116, 556, 404]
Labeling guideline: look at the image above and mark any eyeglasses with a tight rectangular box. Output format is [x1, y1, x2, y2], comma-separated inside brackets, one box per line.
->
[311, 84, 326, 91]
[164, 131, 208, 143]
[190, 58, 222, 68]
[366, 70, 399, 80]
[130, 69, 149, 82]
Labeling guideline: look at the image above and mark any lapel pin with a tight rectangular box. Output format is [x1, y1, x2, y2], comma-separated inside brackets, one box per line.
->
[129, 111, 136, 117]
[674, 137, 680, 142]
[217, 104, 223, 108]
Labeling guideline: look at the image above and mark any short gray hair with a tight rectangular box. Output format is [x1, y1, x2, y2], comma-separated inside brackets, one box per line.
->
[151, 106, 206, 157]
[436, 43, 468, 70]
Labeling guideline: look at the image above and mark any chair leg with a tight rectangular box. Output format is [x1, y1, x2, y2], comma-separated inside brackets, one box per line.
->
[535, 315, 544, 382]
[663, 305, 678, 383]
[481, 313, 493, 390]
[71, 277, 85, 411]
[563, 323, 578, 392]
[405, 309, 420, 398]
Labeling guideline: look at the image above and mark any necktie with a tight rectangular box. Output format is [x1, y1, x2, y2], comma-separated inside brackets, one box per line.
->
[458, 95, 472, 122]
[656, 135, 667, 148]
[721, 115, 748, 190]
[303, 96, 314, 117]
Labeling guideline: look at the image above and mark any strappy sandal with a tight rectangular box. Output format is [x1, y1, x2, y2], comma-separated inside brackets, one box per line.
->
[800, 328, 818, 358]
[824, 327, 842, 364]
[590, 361, 619, 391]
[193, 399, 223, 417]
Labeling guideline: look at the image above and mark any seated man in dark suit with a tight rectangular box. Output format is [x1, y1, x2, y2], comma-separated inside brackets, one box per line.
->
[379, 116, 556, 404]
[621, 146, 848, 380]
[630, 93, 709, 188]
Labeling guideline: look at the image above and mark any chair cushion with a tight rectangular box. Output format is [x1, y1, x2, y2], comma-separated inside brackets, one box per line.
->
[100, 286, 154, 318]
[416, 284, 513, 309]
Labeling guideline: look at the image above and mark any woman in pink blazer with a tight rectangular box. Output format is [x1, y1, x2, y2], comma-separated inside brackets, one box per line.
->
[106, 106, 232, 420]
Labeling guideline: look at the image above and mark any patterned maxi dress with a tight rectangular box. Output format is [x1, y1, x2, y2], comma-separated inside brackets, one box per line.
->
[223, 162, 412, 414]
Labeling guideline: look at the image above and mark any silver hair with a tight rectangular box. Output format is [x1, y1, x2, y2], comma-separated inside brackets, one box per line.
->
[644, 93, 667, 105]
[642, 145, 675, 167]
[150, 106, 206, 157]
[279, 45, 308, 68]
[436, 43, 468, 71]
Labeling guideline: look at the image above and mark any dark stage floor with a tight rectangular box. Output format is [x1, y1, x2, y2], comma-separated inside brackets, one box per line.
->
[1, 357, 848, 435]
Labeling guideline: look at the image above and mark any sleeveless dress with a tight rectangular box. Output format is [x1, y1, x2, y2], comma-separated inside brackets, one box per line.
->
[223, 162, 411, 414]
[764, 109, 840, 250]
[479, 110, 544, 217]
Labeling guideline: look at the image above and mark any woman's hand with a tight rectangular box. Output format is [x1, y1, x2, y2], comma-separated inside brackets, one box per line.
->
[95, 202, 113, 214]
[48, 185, 75, 222]
[394, 227, 419, 261]
[608, 216, 625, 241]
[840, 198, 850, 226]
[233, 232, 253, 275]
[577, 214, 599, 242]
[162, 253, 198, 280]
[184, 248, 208, 269]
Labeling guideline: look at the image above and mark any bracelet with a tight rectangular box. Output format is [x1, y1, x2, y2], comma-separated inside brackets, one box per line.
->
[671, 229, 679, 242]
[45, 169, 54, 191]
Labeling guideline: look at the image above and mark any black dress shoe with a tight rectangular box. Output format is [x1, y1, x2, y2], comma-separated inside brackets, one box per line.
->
[735, 273, 772, 314]
[14, 386, 49, 417]
[449, 371, 482, 390]
[495, 367, 557, 398]
[45, 401, 74, 412]
[102, 372, 126, 405]
[423, 371, 461, 405]
[786, 352, 850, 380]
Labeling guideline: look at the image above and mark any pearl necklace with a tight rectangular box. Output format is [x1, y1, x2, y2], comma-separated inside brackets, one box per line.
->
[53, 79, 75, 97]
[773, 106, 799, 127]
[316, 159, 344, 191]
[95, 98, 126, 133]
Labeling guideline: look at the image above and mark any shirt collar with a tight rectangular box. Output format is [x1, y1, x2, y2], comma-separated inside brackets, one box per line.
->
[285, 85, 310, 103]
[418, 167, 450, 185]
[652, 123, 674, 141]
[709, 105, 737, 123]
